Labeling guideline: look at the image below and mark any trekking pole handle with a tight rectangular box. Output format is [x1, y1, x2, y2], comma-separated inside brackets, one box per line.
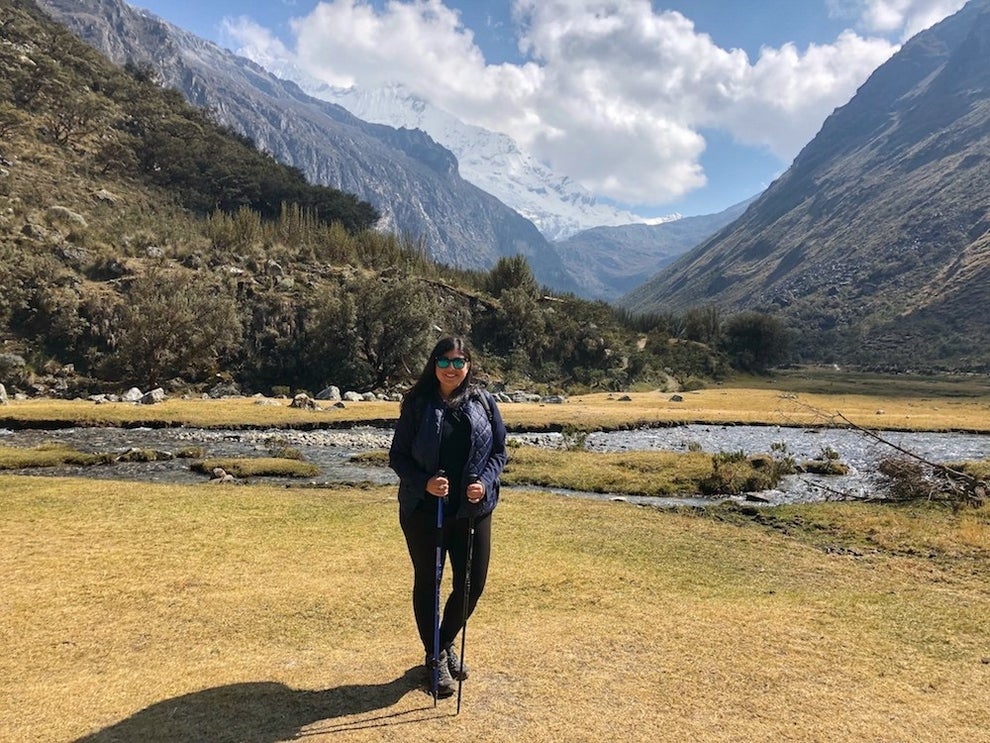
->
[436, 468, 448, 505]
[466, 472, 482, 503]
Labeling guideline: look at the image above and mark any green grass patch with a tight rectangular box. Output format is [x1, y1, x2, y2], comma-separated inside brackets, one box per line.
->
[190, 457, 320, 478]
[750, 366, 990, 398]
[356, 446, 789, 496]
[0, 442, 113, 468]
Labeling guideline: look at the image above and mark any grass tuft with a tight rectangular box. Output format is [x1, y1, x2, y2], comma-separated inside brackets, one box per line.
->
[190, 457, 320, 478]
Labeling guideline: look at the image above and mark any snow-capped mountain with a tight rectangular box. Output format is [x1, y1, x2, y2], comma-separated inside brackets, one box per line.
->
[38, 0, 583, 293]
[243, 57, 673, 241]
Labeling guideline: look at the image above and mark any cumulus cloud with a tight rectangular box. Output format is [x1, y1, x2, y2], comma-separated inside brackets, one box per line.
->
[225, 0, 961, 207]
[849, 0, 966, 40]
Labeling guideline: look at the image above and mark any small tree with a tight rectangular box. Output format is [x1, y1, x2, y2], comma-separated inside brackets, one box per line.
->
[112, 267, 242, 386]
[326, 275, 440, 389]
[42, 88, 105, 146]
[484, 255, 539, 299]
[720, 311, 791, 372]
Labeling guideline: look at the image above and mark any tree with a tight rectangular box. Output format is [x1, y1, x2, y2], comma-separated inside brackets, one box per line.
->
[42, 87, 105, 146]
[354, 277, 439, 388]
[484, 255, 540, 299]
[683, 305, 722, 346]
[720, 312, 792, 373]
[112, 267, 242, 386]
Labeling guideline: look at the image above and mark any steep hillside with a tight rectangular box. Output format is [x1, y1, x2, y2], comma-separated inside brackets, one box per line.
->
[1, 0, 734, 395]
[621, 0, 990, 371]
[555, 198, 754, 301]
[36, 0, 580, 293]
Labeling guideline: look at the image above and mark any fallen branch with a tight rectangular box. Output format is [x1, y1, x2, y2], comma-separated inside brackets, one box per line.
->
[832, 411, 987, 507]
[780, 398, 987, 507]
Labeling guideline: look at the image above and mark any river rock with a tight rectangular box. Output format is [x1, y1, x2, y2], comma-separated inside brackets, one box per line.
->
[315, 385, 340, 401]
[290, 393, 319, 410]
[209, 467, 236, 484]
[140, 388, 167, 405]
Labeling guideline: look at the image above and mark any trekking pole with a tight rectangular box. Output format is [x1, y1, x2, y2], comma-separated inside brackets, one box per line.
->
[456, 473, 479, 715]
[432, 469, 446, 706]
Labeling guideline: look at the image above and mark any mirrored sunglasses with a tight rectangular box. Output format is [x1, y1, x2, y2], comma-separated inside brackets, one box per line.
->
[436, 357, 468, 370]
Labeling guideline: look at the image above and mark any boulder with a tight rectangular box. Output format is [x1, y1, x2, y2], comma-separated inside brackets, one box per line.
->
[290, 393, 319, 410]
[46, 205, 88, 227]
[139, 387, 167, 404]
[209, 467, 236, 484]
[121, 387, 143, 402]
[208, 381, 241, 398]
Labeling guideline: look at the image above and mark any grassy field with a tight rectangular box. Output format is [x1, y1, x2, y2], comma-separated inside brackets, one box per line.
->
[2, 378, 989, 741]
[2, 380, 990, 432]
[2, 476, 989, 742]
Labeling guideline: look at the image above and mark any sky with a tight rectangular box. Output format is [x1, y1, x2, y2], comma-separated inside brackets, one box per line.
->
[127, 0, 968, 217]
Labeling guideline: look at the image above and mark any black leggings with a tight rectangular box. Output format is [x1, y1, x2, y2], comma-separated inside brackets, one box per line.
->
[399, 504, 492, 656]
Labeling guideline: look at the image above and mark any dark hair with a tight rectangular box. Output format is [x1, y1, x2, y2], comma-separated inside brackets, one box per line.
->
[401, 336, 474, 412]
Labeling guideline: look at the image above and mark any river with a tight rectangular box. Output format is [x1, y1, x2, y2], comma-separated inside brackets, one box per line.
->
[2, 422, 987, 507]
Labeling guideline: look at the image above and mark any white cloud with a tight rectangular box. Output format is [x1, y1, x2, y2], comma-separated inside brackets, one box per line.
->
[221, 15, 293, 60]
[713, 31, 897, 159]
[852, 0, 967, 40]
[225, 0, 961, 207]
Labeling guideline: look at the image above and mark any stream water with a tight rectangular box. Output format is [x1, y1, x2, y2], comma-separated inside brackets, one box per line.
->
[1, 423, 987, 507]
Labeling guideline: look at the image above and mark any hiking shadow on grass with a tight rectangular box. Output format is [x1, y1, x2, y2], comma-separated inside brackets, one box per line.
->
[73, 666, 426, 742]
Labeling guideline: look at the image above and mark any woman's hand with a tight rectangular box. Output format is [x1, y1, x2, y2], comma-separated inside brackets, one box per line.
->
[466, 480, 485, 504]
[427, 474, 449, 498]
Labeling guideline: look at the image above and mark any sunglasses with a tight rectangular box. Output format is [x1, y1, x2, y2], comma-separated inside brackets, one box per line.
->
[436, 357, 468, 370]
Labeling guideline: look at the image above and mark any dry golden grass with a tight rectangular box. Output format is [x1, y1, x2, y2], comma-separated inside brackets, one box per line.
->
[3, 383, 989, 432]
[0, 396, 399, 429]
[502, 446, 723, 495]
[3, 475, 989, 743]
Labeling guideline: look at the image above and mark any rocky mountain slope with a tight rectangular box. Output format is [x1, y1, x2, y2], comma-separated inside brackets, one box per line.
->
[274, 78, 663, 241]
[36, 0, 580, 293]
[621, 0, 990, 371]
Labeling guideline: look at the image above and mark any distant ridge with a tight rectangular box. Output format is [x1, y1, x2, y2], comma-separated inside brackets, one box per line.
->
[554, 198, 755, 302]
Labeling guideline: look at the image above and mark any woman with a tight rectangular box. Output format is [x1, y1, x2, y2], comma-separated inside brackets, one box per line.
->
[389, 336, 507, 699]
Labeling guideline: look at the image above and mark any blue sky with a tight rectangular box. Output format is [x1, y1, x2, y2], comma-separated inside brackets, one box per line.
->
[127, 1, 966, 217]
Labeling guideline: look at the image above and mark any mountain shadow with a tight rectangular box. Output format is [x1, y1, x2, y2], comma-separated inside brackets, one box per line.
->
[73, 667, 427, 743]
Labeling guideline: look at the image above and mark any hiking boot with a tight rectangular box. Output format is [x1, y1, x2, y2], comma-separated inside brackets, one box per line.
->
[425, 649, 457, 698]
[445, 642, 469, 680]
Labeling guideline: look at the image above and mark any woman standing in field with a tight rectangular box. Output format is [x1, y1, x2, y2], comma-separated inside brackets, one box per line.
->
[389, 336, 507, 699]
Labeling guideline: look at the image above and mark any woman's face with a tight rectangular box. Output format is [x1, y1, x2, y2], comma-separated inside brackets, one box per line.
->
[434, 350, 470, 398]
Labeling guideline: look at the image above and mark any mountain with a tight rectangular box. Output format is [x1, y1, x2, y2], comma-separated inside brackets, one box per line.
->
[620, 0, 990, 371]
[554, 198, 755, 302]
[35, 0, 580, 293]
[258, 74, 664, 241]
